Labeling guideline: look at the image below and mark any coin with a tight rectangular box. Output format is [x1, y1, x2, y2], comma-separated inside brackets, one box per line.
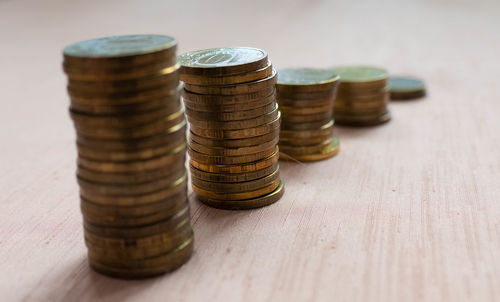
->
[334, 65, 388, 88]
[182, 86, 275, 105]
[183, 91, 275, 113]
[189, 136, 278, 157]
[189, 162, 279, 183]
[181, 61, 273, 85]
[280, 137, 340, 162]
[277, 68, 339, 92]
[71, 85, 180, 106]
[189, 127, 279, 148]
[191, 166, 279, 192]
[389, 76, 426, 100]
[281, 110, 333, 123]
[178, 47, 268, 76]
[279, 103, 332, 115]
[335, 110, 391, 126]
[281, 118, 332, 131]
[192, 177, 279, 200]
[186, 105, 278, 129]
[279, 138, 333, 155]
[183, 69, 277, 95]
[188, 145, 276, 165]
[196, 180, 284, 210]
[185, 102, 276, 122]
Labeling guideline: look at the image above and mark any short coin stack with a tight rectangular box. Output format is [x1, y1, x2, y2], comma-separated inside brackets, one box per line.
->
[333, 66, 391, 126]
[179, 47, 284, 210]
[276, 68, 341, 162]
[63, 35, 193, 278]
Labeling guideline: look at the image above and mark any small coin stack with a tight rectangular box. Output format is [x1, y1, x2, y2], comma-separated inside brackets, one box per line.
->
[178, 47, 284, 210]
[389, 76, 426, 100]
[276, 68, 340, 162]
[63, 35, 193, 278]
[333, 66, 391, 126]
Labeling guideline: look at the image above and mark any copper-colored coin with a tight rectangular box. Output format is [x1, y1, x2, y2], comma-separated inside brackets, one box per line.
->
[280, 120, 334, 139]
[281, 118, 333, 131]
[277, 97, 333, 109]
[81, 173, 187, 206]
[76, 135, 185, 162]
[71, 85, 180, 106]
[178, 47, 268, 76]
[188, 145, 276, 165]
[181, 61, 273, 85]
[78, 166, 186, 196]
[189, 136, 278, 157]
[86, 224, 192, 262]
[78, 143, 185, 173]
[335, 97, 388, 111]
[196, 179, 284, 210]
[191, 166, 279, 193]
[280, 133, 333, 146]
[334, 105, 388, 116]
[190, 112, 280, 139]
[276, 88, 335, 100]
[335, 110, 391, 126]
[337, 86, 389, 99]
[75, 109, 185, 140]
[184, 70, 277, 95]
[279, 103, 332, 115]
[189, 162, 279, 183]
[76, 120, 186, 151]
[188, 127, 279, 148]
[279, 138, 333, 156]
[81, 191, 187, 218]
[192, 177, 280, 200]
[84, 218, 189, 249]
[182, 86, 274, 105]
[88, 236, 193, 278]
[185, 102, 276, 122]
[276, 68, 340, 93]
[334, 65, 388, 89]
[281, 110, 332, 123]
[84, 205, 189, 238]
[183, 91, 275, 113]
[186, 105, 278, 130]
[190, 148, 279, 174]
[280, 137, 340, 162]
[63, 34, 177, 68]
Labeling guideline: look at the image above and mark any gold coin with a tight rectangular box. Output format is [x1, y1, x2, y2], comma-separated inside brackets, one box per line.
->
[334, 65, 388, 88]
[279, 138, 333, 155]
[276, 67, 339, 93]
[183, 69, 277, 95]
[188, 145, 277, 165]
[188, 127, 279, 148]
[183, 91, 275, 113]
[279, 103, 332, 115]
[182, 86, 274, 105]
[63, 34, 177, 68]
[281, 118, 332, 131]
[88, 236, 193, 278]
[277, 97, 333, 109]
[181, 61, 273, 85]
[335, 98, 387, 111]
[191, 166, 279, 193]
[190, 112, 280, 139]
[75, 109, 185, 140]
[86, 224, 192, 262]
[337, 86, 389, 99]
[334, 106, 388, 116]
[279, 133, 333, 146]
[281, 110, 332, 123]
[280, 137, 340, 162]
[192, 178, 280, 200]
[280, 120, 333, 139]
[189, 136, 278, 157]
[77, 167, 186, 196]
[178, 47, 268, 76]
[76, 120, 186, 151]
[190, 148, 279, 174]
[186, 105, 278, 130]
[185, 102, 276, 122]
[196, 179, 284, 210]
[189, 162, 279, 183]
[81, 191, 187, 217]
[71, 85, 180, 106]
[335, 110, 391, 126]
[78, 143, 185, 173]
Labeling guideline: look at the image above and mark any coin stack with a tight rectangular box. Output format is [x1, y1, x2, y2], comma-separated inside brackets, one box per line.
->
[62, 35, 193, 278]
[179, 47, 284, 210]
[333, 66, 391, 126]
[276, 68, 340, 162]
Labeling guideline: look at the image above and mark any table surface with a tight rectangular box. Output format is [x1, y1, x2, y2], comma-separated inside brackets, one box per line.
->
[2, 0, 500, 301]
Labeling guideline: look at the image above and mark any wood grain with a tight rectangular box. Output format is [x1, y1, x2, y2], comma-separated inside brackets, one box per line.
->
[1, 0, 500, 301]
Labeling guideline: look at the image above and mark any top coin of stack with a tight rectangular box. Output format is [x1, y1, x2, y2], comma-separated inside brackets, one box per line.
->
[333, 66, 391, 126]
[179, 47, 284, 210]
[63, 34, 193, 278]
[276, 68, 340, 162]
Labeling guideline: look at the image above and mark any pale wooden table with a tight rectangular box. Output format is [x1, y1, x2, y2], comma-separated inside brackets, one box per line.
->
[1, 0, 500, 301]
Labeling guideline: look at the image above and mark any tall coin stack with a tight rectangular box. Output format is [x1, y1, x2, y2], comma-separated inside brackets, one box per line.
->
[333, 66, 391, 126]
[63, 35, 193, 278]
[276, 68, 341, 162]
[179, 47, 284, 210]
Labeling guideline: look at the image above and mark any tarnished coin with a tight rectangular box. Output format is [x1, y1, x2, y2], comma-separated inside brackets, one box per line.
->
[389, 76, 426, 100]
[183, 69, 277, 95]
[183, 91, 275, 113]
[334, 65, 388, 88]
[181, 61, 273, 85]
[188, 145, 276, 165]
[280, 110, 333, 123]
[277, 68, 340, 92]
[189, 162, 279, 183]
[281, 118, 332, 131]
[190, 148, 279, 174]
[182, 86, 274, 105]
[280, 137, 340, 162]
[63, 35, 177, 67]
[335, 110, 391, 126]
[185, 102, 276, 122]
[280, 120, 333, 139]
[178, 47, 268, 76]
[191, 167, 279, 193]
[192, 177, 280, 200]
[279, 103, 332, 115]
[189, 135, 279, 157]
[196, 180, 284, 210]
[189, 127, 279, 148]
[280, 138, 333, 156]
[279, 134, 333, 147]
